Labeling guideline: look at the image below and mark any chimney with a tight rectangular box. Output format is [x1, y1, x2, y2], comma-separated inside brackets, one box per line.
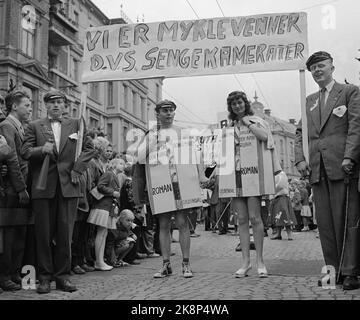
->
[264, 109, 271, 116]
[289, 118, 296, 125]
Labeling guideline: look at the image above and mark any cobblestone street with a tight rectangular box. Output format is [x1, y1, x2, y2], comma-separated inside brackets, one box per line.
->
[1, 225, 360, 300]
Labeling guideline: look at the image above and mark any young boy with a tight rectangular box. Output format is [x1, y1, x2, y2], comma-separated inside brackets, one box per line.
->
[105, 209, 137, 267]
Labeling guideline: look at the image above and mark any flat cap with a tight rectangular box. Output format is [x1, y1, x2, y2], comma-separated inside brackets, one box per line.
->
[43, 90, 67, 103]
[155, 99, 177, 111]
[306, 51, 333, 71]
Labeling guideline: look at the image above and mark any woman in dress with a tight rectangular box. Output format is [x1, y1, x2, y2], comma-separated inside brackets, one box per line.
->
[87, 158, 123, 271]
[225, 91, 278, 278]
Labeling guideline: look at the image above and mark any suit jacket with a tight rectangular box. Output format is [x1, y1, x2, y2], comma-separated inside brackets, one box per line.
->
[0, 116, 28, 195]
[21, 117, 95, 199]
[295, 81, 360, 184]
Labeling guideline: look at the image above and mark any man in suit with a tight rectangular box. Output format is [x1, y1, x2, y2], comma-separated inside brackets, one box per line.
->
[21, 90, 94, 294]
[0, 91, 31, 291]
[295, 51, 360, 290]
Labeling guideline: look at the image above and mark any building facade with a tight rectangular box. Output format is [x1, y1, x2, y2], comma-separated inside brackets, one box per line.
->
[216, 93, 300, 180]
[0, 0, 162, 154]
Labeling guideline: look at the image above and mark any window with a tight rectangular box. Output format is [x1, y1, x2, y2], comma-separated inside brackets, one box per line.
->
[107, 82, 113, 106]
[123, 85, 128, 110]
[70, 57, 79, 81]
[107, 123, 113, 143]
[73, 10, 79, 26]
[289, 141, 294, 156]
[133, 91, 137, 116]
[123, 124, 128, 150]
[89, 116, 99, 129]
[141, 97, 146, 121]
[58, 46, 69, 75]
[89, 82, 99, 101]
[156, 83, 161, 102]
[280, 140, 284, 154]
[21, 27, 35, 57]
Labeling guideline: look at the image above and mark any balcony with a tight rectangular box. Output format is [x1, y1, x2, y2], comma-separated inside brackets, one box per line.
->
[49, 4, 79, 33]
[49, 68, 79, 94]
[49, 18, 76, 46]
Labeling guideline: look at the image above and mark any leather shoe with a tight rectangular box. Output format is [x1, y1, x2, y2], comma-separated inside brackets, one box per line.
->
[128, 260, 141, 265]
[0, 279, 21, 291]
[37, 279, 51, 294]
[56, 279, 77, 292]
[81, 264, 95, 272]
[72, 265, 86, 275]
[342, 276, 360, 291]
[11, 275, 22, 285]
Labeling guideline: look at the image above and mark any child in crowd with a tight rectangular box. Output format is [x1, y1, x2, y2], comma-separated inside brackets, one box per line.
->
[268, 171, 296, 240]
[87, 158, 123, 271]
[299, 179, 312, 231]
[105, 209, 137, 267]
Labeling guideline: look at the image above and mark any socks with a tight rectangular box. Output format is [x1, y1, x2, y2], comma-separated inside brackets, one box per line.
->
[182, 258, 189, 265]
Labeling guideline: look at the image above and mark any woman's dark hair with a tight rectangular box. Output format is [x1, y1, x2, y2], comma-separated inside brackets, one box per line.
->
[226, 91, 254, 122]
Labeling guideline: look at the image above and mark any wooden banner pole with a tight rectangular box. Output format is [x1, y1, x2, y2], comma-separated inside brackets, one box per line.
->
[299, 70, 309, 162]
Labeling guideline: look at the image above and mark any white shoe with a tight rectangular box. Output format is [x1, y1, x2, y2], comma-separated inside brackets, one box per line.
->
[94, 263, 113, 271]
[257, 266, 268, 278]
[235, 264, 252, 278]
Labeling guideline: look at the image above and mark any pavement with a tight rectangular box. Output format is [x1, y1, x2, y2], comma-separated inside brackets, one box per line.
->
[1, 224, 360, 300]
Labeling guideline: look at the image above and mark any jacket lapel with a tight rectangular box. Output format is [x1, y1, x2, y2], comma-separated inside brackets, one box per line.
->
[308, 94, 321, 133]
[320, 82, 343, 131]
[59, 119, 72, 155]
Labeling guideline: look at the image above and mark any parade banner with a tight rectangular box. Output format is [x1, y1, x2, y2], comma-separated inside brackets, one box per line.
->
[82, 12, 308, 82]
[218, 127, 275, 197]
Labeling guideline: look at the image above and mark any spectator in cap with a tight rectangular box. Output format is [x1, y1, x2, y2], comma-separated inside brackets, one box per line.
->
[21, 89, 95, 294]
[295, 51, 360, 290]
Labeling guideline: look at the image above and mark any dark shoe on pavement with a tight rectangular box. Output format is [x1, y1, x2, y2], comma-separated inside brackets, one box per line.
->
[72, 265, 86, 275]
[81, 264, 95, 272]
[235, 243, 242, 251]
[218, 231, 226, 235]
[342, 276, 360, 291]
[37, 279, 51, 294]
[136, 253, 148, 259]
[56, 279, 77, 292]
[0, 279, 22, 291]
[128, 260, 141, 265]
[154, 263, 173, 278]
[11, 275, 22, 285]
[250, 242, 256, 250]
[271, 235, 282, 240]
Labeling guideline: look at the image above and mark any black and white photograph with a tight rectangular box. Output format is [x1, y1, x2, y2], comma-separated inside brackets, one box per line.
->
[1, 0, 360, 306]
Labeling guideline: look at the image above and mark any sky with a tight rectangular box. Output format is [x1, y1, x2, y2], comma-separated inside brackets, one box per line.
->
[92, 0, 360, 126]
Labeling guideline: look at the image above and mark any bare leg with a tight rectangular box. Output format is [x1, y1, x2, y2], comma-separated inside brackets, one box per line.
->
[158, 214, 172, 261]
[95, 227, 109, 266]
[175, 211, 191, 260]
[232, 198, 251, 268]
[248, 196, 266, 269]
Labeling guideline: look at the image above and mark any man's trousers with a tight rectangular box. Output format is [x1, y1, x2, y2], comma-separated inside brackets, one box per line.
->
[313, 174, 360, 276]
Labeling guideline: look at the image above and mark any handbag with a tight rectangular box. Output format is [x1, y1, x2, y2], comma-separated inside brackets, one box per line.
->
[90, 186, 104, 200]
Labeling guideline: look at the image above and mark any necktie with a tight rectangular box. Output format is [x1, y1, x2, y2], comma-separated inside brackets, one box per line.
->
[319, 87, 326, 123]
